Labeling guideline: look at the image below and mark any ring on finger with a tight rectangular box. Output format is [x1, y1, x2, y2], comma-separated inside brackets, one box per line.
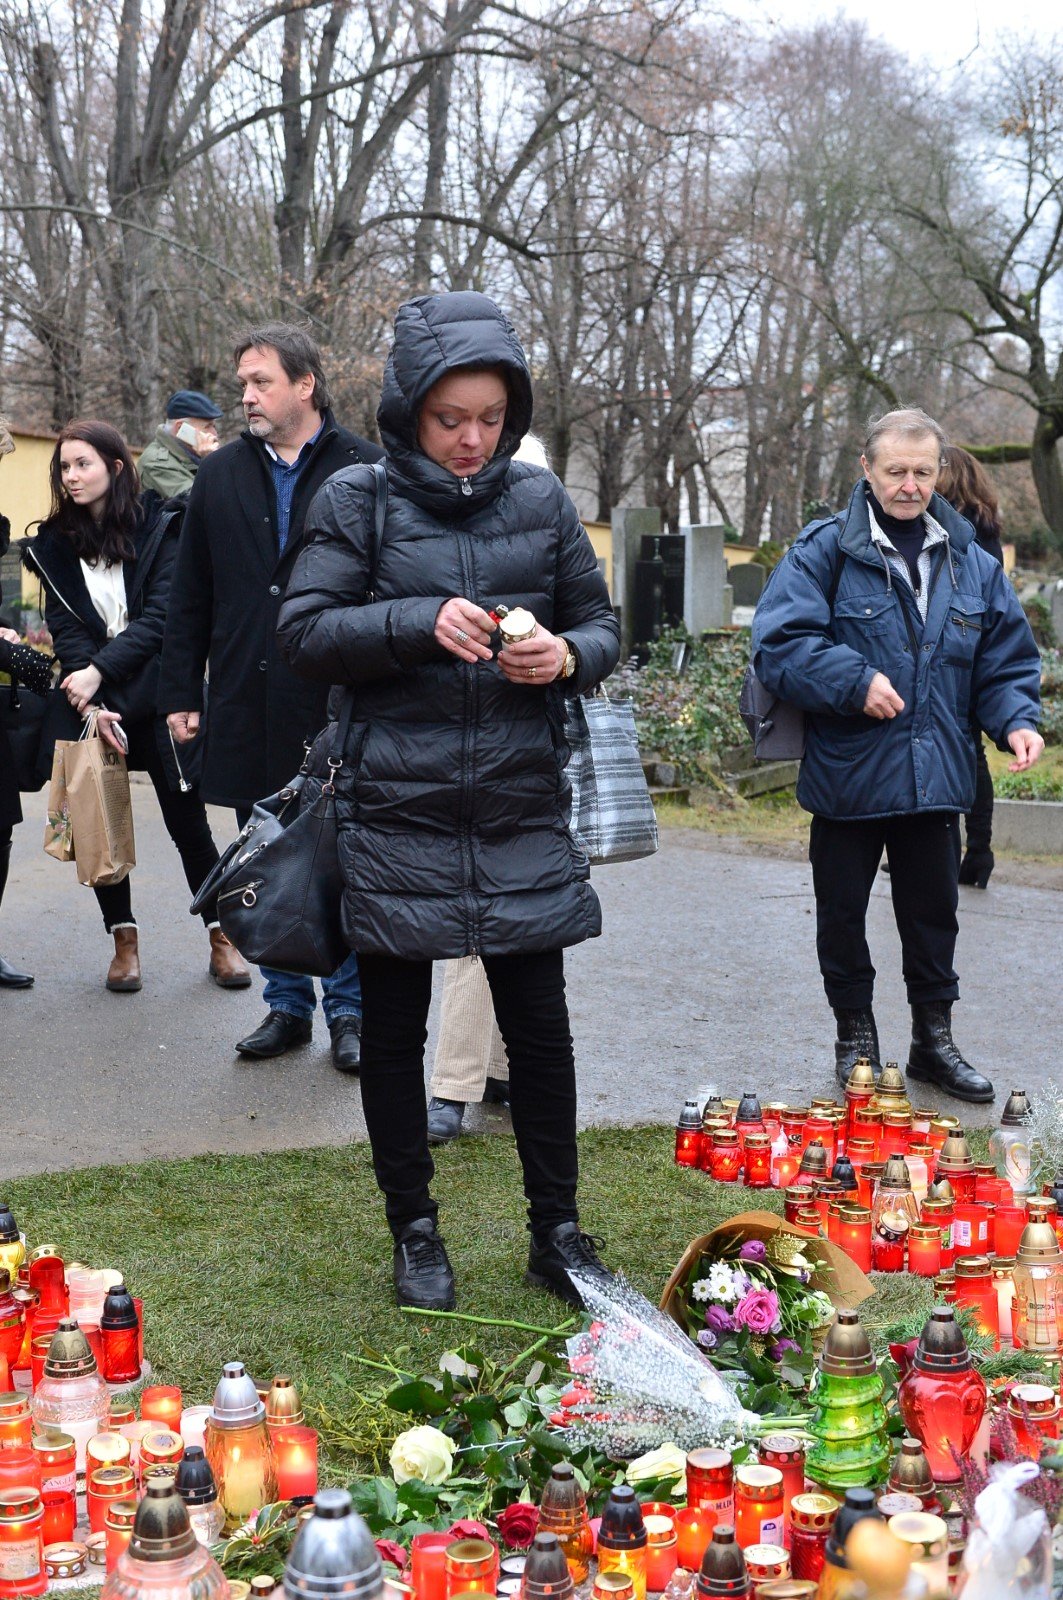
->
[526, 666, 537, 678]
[455, 628, 470, 645]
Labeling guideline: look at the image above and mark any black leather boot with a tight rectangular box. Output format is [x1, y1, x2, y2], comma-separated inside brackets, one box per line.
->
[833, 1006, 880, 1091]
[0, 843, 32, 988]
[393, 1218, 456, 1310]
[958, 848, 994, 889]
[907, 1002, 994, 1103]
[235, 1011, 313, 1058]
[328, 1016, 361, 1074]
[526, 1222, 614, 1307]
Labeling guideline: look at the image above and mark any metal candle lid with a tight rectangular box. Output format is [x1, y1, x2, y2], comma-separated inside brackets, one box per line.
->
[266, 1376, 304, 1426]
[284, 1488, 383, 1600]
[1001, 1090, 1033, 1126]
[44, 1319, 99, 1377]
[211, 1361, 266, 1426]
[798, 1142, 827, 1176]
[0, 1207, 17, 1244]
[174, 1445, 218, 1507]
[697, 1526, 748, 1595]
[789, 1494, 838, 1534]
[880, 1155, 912, 1192]
[522, 1532, 573, 1595]
[889, 1440, 933, 1499]
[831, 1155, 857, 1192]
[913, 1308, 972, 1373]
[845, 1060, 876, 1094]
[100, 1280, 138, 1331]
[818, 1309, 876, 1378]
[926, 1178, 955, 1204]
[677, 1101, 702, 1131]
[496, 606, 537, 643]
[937, 1129, 974, 1174]
[1017, 1215, 1062, 1264]
[128, 1482, 198, 1562]
[736, 1093, 763, 1124]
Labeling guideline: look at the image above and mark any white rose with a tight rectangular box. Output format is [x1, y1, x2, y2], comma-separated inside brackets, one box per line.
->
[388, 1424, 457, 1486]
[625, 1443, 687, 1489]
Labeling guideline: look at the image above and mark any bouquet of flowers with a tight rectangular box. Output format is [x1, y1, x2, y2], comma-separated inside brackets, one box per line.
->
[660, 1212, 874, 1399]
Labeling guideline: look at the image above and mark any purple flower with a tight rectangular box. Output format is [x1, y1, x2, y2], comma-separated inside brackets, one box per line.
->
[739, 1240, 767, 1262]
[770, 1338, 801, 1361]
[696, 1329, 718, 1351]
[706, 1305, 734, 1333]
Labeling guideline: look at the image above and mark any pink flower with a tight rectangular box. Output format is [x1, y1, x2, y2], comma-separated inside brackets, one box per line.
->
[732, 1287, 780, 1335]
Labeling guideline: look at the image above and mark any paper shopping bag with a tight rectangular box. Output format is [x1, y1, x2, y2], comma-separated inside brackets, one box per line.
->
[43, 739, 75, 862]
[63, 719, 136, 887]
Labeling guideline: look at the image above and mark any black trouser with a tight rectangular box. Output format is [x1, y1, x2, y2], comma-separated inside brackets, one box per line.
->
[965, 731, 994, 853]
[94, 721, 220, 932]
[356, 948, 579, 1240]
[809, 812, 961, 1010]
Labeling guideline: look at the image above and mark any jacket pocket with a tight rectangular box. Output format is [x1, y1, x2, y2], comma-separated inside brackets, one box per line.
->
[942, 596, 987, 666]
[833, 591, 895, 638]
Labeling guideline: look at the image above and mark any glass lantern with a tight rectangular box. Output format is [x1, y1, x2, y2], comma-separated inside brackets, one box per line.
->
[31, 1322, 110, 1472]
[203, 1363, 277, 1533]
[897, 1308, 987, 1486]
[100, 1481, 228, 1600]
[988, 1090, 1036, 1196]
[1013, 1207, 1063, 1356]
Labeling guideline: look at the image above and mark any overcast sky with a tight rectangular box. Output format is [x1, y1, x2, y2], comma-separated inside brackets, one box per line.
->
[747, 0, 1055, 69]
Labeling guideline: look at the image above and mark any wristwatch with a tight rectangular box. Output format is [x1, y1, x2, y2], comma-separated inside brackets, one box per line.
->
[559, 638, 577, 679]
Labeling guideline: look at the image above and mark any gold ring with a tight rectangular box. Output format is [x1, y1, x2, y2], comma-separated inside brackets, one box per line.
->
[527, 667, 537, 678]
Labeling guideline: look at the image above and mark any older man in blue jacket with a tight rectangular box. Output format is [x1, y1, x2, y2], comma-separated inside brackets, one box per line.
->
[752, 407, 1043, 1103]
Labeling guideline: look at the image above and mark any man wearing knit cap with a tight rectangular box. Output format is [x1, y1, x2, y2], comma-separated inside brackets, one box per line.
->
[138, 389, 224, 499]
[752, 407, 1043, 1104]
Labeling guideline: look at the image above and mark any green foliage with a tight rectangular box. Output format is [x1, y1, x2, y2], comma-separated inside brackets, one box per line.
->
[1023, 597, 1057, 649]
[612, 627, 749, 783]
[749, 542, 786, 571]
[995, 764, 1063, 801]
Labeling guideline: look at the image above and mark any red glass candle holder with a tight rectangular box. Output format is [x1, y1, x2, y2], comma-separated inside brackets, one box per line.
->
[872, 1214, 908, 1272]
[412, 1533, 453, 1600]
[995, 1204, 1028, 1259]
[0, 1487, 45, 1597]
[735, 1465, 784, 1550]
[857, 1161, 885, 1212]
[954, 1259, 999, 1343]
[673, 1508, 713, 1572]
[784, 1187, 815, 1225]
[880, 1114, 912, 1160]
[788, 1492, 838, 1583]
[772, 1141, 803, 1191]
[139, 1429, 184, 1474]
[1007, 1383, 1060, 1460]
[31, 1434, 74, 1497]
[802, 1114, 835, 1167]
[27, 1258, 66, 1320]
[781, 1109, 807, 1143]
[758, 1435, 805, 1535]
[837, 1205, 872, 1273]
[0, 1450, 41, 1497]
[104, 1500, 137, 1574]
[743, 1134, 772, 1189]
[951, 1204, 989, 1259]
[851, 1107, 883, 1158]
[0, 1395, 31, 1450]
[674, 1103, 702, 1169]
[87, 1465, 137, 1534]
[710, 1131, 742, 1183]
[40, 1490, 75, 1546]
[685, 1449, 734, 1523]
[445, 1538, 499, 1599]
[273, 1425, 319, 1500]
[920, 1199, 955, 1270]
[907, 1225, 941, 1278]
[141, 1386, 183, 1431]
[29, 1335, 50, 1393]
[897, 1310, 987, 1486]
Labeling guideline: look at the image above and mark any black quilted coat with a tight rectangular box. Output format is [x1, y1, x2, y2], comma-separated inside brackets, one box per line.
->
[278, 292, 621, 959]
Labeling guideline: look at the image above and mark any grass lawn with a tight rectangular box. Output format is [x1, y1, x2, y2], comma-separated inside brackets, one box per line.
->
[5, 1125, 956, 1475]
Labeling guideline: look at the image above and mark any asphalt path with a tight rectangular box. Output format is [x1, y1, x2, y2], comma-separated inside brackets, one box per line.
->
[2, 785, 1060, 1180]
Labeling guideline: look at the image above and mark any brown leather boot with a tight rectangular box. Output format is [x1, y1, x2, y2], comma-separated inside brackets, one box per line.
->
[106, 925, 142, 993]
[209, 927, 252, 989]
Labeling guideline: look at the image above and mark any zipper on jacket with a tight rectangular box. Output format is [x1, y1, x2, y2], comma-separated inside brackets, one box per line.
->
[23, 547, 82, 624]
[455, 527, 479, 953]
[460, 476, 473, 497]
[168, 726, 192, 793]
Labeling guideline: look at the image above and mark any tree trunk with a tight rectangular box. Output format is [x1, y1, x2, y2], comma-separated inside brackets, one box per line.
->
[1030, 413, 1063, 535]
[410, 0, 457, 292]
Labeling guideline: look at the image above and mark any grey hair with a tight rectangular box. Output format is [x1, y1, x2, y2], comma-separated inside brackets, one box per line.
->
[864, 407, 948, 464]
[232, 322, 330, 412]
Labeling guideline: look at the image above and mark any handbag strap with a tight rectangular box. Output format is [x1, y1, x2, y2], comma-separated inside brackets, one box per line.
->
[324, 460, 388, 787]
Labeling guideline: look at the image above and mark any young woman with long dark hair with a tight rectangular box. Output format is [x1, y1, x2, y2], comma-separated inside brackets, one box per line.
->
[24, 421, 249, 992]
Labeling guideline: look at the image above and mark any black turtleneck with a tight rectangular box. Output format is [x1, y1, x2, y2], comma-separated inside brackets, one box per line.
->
[867, 486, 927, 592]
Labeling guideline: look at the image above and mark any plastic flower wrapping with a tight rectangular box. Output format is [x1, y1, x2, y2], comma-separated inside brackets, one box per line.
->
[561, 1270, 761, 1456]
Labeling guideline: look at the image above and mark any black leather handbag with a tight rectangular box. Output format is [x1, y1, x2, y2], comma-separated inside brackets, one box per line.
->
[189, 462, 387, 976]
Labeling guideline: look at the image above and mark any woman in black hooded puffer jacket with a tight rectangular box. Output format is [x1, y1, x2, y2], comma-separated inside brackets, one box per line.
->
[279, 291, 620, 1311]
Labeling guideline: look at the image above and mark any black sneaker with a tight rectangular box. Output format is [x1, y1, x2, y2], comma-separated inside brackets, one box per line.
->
[393, 1218, 456, 1310]
[427, 1098, 466, 1145]
[526, 1221, 614, 1308]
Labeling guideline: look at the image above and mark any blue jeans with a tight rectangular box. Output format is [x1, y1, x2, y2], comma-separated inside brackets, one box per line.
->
[235, 808, 361, 1026]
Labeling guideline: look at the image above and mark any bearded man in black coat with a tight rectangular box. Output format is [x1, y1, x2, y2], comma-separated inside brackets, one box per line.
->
[158, 323, 382, 1070]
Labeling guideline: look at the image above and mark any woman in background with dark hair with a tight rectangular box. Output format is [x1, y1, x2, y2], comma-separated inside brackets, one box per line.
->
[24, 421, 248, 992]
[937, 444, 1005, 887]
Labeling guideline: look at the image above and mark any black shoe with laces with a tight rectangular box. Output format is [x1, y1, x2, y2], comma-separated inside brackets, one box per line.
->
[393, 1217, 456, 1310]
[907, 1001, 994, 1104]
[526, 1221, 614, 1307]
[833, 1006, 880, 1091]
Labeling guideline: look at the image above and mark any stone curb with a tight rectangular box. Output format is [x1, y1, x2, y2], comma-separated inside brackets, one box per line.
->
[992, 798, 1063, 854]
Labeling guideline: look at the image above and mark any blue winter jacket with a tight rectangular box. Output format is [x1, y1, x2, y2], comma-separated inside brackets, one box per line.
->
[751, 482, 1041, 821]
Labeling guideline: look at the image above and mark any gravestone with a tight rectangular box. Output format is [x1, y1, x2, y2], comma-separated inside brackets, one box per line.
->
[729, 562, 767, 608]
[631, 534, 685, 658]
[611, 506, 662, 661]
[683, 524, 732, 631]
[1041, 578, 1063, 643]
